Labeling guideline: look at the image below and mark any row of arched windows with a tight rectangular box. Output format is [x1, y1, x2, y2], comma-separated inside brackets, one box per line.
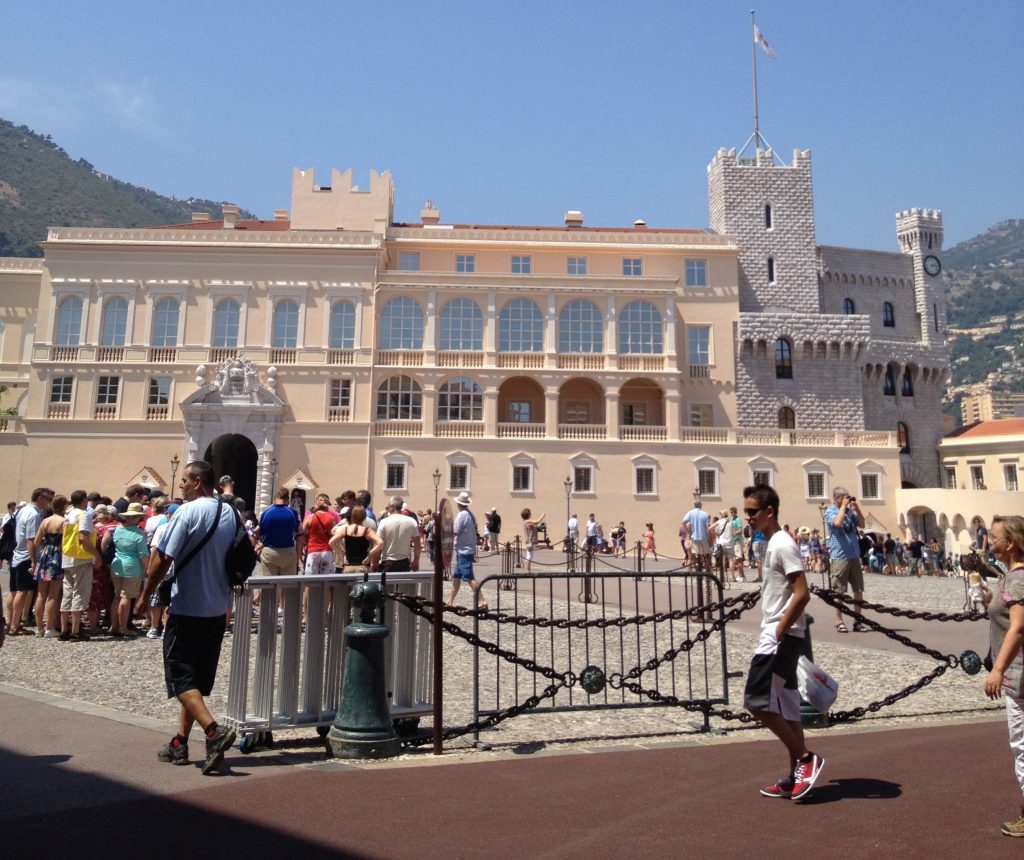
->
[843, 298, 896, 327]
[379, 297, 666, 354]
[376, 375, 482, 421]
[55, 296, 357, 350]
[883, 367, 914, 397]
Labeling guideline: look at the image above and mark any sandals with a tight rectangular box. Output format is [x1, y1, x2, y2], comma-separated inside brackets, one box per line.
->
[835, 622, 849, 633]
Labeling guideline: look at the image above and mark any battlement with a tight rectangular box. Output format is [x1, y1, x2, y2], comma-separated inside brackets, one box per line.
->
[896, 207, 943, 253]
[707, 147, 812, 175]
[290, 167, 394, 233]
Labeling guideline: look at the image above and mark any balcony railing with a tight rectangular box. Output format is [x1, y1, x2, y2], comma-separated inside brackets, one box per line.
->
[435, 421, 485, 438]
[437, 351, 484, 368]
[210, 347, 239, 363]
[146, 405, 170, 421]
[270, 348, 297, 365]
[371, 420, 422, 437]
[557, 354, 606, 370]
[497, 353, 545, 369]
[97, 347, 124, 362]
[328, 407, 351, 422]
[49, 346, 79, 362]
[620, 425, 668, 441]
[679, 427, 731, 444]
[688, 364, 711, 378]
[497, 422, 546, 439]
[558, 423, 607, 440]
[149, 348, 177, 363]
[618, 355, 666, 372]
[47, 404, 71, 420]
[377, 350, 425, 367]
[327, 349, 355, 365]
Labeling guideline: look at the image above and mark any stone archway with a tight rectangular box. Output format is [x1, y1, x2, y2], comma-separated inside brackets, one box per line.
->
[204, 434, 258, 512]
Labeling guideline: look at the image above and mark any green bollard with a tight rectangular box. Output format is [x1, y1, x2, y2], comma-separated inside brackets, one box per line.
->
[799, 614, 829, 728]
[327, 581, 402, 759]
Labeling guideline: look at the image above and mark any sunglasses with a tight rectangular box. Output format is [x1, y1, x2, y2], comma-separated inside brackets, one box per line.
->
[743, 507, 762, 517]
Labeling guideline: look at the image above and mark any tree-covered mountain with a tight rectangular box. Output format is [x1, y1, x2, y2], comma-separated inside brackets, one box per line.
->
[944, 219, 1024, 330]
[0, 117, 254, 257]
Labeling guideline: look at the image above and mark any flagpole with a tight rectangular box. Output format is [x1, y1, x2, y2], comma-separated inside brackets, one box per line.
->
[751, 9, 761, 151]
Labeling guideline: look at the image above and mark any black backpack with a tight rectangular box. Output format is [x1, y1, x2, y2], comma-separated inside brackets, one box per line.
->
[0, 511, 18, 562]
[225, 504, 259, 589]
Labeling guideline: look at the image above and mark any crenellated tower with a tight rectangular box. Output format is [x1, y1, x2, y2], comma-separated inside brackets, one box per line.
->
[896, 208, 947, 346]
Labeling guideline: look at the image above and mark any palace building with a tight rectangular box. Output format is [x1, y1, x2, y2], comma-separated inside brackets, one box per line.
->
[0, 147, 950, 537]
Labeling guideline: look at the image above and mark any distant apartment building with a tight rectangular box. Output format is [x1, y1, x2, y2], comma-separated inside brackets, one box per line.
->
[960, 383, 1024, 424]
[0, 146, 950, 538]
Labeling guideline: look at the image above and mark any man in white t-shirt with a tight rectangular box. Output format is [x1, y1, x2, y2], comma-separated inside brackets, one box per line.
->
[376, 496, 420, 573]
[741, 483, 825, 803]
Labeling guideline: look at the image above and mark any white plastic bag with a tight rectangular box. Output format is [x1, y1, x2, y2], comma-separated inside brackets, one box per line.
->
[796, 655, 839, 713]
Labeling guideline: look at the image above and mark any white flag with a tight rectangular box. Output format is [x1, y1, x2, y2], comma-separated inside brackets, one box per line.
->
[754, 25, 777, 59]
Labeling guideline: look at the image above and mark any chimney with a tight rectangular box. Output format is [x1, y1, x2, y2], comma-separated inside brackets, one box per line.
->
[274, 209, 289, 222]
[564, 210, 583, 228]
[633, 219, 647, 229]
[222, 204, 239, 229]
[421, 200, 440, 225]
[191, 212, 211, 223]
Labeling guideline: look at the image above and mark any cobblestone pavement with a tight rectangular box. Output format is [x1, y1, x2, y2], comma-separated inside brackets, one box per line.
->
[0, 550, 1002, 763]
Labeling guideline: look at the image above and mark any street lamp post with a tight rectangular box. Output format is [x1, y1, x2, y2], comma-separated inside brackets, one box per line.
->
[564, 476, 573, 568]
[169, 454, 180, 494]
[432, 468, 442, 511]
[817, 501, 829, 587]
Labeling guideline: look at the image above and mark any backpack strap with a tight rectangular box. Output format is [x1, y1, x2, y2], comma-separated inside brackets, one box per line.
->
[173, 497, 224, 577]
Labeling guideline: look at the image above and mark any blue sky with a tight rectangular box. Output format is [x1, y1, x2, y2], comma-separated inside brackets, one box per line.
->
[2, 0, 1021, 250]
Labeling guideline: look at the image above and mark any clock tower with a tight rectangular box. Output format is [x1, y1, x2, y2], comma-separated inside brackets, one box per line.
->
[896, 208, 947, 347]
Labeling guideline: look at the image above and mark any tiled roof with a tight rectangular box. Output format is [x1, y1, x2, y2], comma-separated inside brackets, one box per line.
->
[946, 417, 1024, 439]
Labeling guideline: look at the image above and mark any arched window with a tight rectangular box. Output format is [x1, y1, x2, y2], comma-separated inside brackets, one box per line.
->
[778, 406, 796, 429]
[437, 376, 483, 421]
[902, 370, 914, 397]
[618, 301, 663, 354]
[439, 298, 483, 350]
[329, 301, 356, 349]
[272, 300, 299, 348]
[375, 375, 422, 420]
[767, 257, 776, 283]
[883, 366, 896, 396]
[897, 421, 911, 453]
[774, 338, 793, 379]
[151, 298, 179, 347]
[558, 299, 603, 353]
[498, 299, 543, 352]
[883, 302, 895, 327]
[378, 297, 424, 350]
[213, 299, 240, 347]
[843, 298, 855, 315]
[101, 297, 128, 346]
[56, 296, 83, 345]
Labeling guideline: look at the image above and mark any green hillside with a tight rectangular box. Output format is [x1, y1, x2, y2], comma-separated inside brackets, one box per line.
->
[0, 117, 253, 257]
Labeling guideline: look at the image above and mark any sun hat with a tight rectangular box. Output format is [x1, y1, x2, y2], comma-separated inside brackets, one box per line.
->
[455, 491, 473, 506]
[121, 502, 147, 521]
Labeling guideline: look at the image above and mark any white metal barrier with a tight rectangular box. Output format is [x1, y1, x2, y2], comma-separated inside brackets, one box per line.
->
[225, 572, 433, 738]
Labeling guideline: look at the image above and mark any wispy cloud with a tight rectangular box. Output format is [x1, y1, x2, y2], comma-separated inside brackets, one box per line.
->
[96, 78, 161, 140]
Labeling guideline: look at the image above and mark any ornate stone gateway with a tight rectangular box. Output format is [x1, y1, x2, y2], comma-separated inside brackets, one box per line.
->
[181, 358, 285, 511]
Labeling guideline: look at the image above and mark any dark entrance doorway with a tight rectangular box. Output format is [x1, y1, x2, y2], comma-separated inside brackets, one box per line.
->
[204, 434, 258, 513]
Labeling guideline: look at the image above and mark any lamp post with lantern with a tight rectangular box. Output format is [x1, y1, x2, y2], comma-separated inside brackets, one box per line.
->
[432, 467, 442, 511]
[564, 476, 573, 570]
[169, 454, 180, 494]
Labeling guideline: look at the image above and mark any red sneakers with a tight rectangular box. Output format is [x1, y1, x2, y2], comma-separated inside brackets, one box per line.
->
[791, 753, 825, 800]
[760, 777, 795, 799]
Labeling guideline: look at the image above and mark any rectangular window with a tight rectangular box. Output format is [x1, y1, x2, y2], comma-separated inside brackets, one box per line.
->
[767, 257, 775, 283]
[685, 259, 707, 287]
[635, 467, 655, 496]
[50, 376, 73, 403]
[622, 257, 642, 276]
[860, 473, 880, 500]
[1004, 464, 1019, 492]
[512, 465, 532, 492]
[96, 376, 120, 405]
[573, 466, 593, 494]
[567, 257, 587, 275]
[449, 464, 468, 491]
[687, 326, 711, 365]
[508, 401, 531, 423]
[564, 401, 590, 424]
[399, 252, 420, 272]
[511, 255, 532, 274]
[807, 472, 826, 499]
[385, 463, 406, 490]
[944, 465, 957, 489]
[455, 254, 475, 273]
[970, 465, 985, 490]
[697, 468, 717, 497]
[689, 404, 713, 427]
[753, 469, 771, 487]
[622, 403, 646, 426]
[148, 377, 171, 406]
[329, 378, 352, 409]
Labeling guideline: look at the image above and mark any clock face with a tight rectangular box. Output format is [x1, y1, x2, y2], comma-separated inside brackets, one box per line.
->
[923, 255, 941, 276]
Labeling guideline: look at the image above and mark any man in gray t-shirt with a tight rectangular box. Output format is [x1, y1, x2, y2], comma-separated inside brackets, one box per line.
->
[6, 489, 50, 636]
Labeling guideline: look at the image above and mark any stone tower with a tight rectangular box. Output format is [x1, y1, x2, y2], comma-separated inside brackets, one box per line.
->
[895, 208, 947, 346]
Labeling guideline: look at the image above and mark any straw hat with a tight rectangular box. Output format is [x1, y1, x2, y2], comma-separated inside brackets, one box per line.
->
[121, 502, 147, 521]
[455, 491, 473, 506]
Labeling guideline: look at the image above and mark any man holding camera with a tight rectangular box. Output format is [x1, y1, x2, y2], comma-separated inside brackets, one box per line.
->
[824, 487, 865, 632]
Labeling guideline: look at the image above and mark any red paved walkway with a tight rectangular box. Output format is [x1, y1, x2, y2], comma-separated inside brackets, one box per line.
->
[0, 688, 1019, 858]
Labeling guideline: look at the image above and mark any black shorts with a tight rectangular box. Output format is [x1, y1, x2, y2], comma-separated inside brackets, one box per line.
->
[162, 613, 226, 699]
[10, 560, 35, 592]
[743, 633, 802, 713]
[380, 558, 411, 573]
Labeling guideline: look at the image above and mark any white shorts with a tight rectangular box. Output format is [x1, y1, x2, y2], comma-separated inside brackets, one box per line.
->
[304, 550, 335, 576]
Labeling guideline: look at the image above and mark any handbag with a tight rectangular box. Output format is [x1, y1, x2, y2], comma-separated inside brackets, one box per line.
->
[796, 655, 839, 713]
